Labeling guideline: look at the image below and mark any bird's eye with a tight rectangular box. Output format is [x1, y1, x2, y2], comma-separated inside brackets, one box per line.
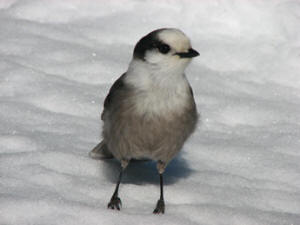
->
[157, 44, 170, 54]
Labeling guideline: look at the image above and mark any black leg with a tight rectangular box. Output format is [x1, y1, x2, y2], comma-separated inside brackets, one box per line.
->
[153, 173, 165, 214]
[107, 169, 123, 210]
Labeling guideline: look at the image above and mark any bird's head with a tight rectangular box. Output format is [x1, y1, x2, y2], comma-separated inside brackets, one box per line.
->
[133, 28, 199, 73]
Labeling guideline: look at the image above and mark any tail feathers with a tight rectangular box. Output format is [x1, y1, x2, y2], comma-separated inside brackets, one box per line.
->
[89, 141, 113, 159]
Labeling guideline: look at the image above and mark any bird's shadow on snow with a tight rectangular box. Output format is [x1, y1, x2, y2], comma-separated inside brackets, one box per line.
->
[100, 153, 193, 185]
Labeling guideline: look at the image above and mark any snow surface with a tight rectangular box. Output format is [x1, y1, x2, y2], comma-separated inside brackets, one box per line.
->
[1, 0, 300, 224]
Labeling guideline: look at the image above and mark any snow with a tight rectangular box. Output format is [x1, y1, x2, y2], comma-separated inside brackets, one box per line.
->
[1, 0, 300, 224]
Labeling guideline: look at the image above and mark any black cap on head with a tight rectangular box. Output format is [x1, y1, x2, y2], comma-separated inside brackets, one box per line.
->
[133, 28, 199, 61]
[133, 29, 167, 61]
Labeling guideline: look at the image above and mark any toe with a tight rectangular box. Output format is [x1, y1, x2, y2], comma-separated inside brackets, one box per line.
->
[107, 197, 122, 210]
[153, 199, 165, 214]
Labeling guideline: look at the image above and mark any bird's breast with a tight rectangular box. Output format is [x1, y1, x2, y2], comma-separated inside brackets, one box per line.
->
[131, 87, 191, 117]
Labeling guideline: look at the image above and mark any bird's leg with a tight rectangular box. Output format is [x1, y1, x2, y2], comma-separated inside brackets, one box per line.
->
[153, 161, 166, 214]
[107, 169, 123, 210]
[107, 159, 129, 210]
[153, 173, 165, 214]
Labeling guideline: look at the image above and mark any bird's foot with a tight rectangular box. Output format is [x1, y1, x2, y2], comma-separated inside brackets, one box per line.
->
[153, 199, 165, 214]
[107, 196, 122, 210]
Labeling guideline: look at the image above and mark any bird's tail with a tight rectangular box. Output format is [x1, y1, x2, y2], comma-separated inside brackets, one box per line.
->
[89, 141, 114, 159]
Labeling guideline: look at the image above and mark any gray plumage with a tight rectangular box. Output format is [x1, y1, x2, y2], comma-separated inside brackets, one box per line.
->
[90, 28, 199, 213]
[101, 73, 197, 171]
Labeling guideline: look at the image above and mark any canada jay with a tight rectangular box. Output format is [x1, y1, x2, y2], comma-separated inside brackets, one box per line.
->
[90, 28, 199, 214]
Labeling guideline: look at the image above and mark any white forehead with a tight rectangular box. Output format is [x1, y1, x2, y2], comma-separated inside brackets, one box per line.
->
[157, 29, 191, 52]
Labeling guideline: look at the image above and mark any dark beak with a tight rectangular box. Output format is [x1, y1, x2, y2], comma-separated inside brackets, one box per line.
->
[176, 48, 199, 58]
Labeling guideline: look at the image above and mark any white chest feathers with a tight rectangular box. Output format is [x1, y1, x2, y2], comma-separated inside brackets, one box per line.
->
[133, 85, 190, 116]
[125, 64, 191, 117]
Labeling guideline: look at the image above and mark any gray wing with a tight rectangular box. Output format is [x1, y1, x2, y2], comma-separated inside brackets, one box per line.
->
[101, 73, 127, 120]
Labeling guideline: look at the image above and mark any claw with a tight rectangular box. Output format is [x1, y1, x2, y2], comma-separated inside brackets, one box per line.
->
[107, 197, 122, 210]
[153, 199, 165, 214]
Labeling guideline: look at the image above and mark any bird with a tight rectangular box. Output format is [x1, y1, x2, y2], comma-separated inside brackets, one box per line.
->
[90, 28, 199, 214]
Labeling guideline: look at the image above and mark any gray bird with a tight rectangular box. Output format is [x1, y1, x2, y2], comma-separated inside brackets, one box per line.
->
[90, 28, 199, 214]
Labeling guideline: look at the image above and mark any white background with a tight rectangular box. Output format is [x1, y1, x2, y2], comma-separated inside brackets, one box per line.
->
[0, 0, 300, 224]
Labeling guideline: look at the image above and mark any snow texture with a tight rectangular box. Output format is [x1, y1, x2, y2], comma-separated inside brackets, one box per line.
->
[1, 0, 300, 224]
